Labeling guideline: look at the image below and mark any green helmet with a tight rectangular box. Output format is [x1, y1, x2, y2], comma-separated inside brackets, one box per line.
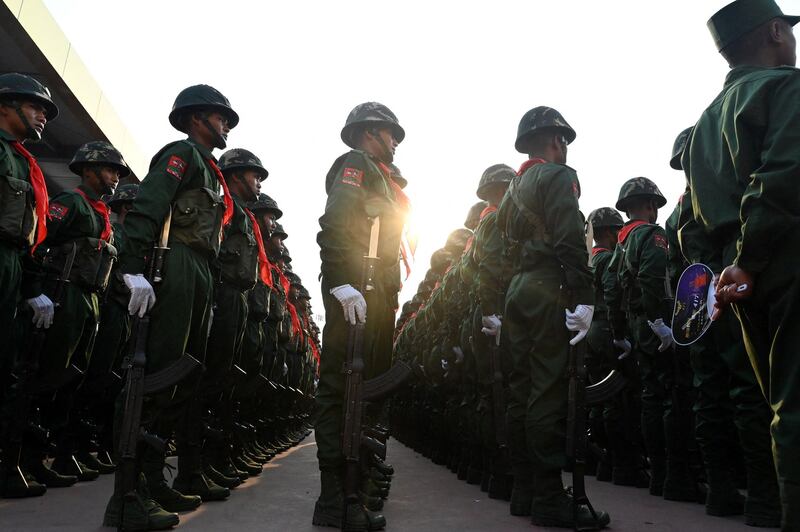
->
[464, 200, 488, 230]
[286, 271, 302, 287]
[247, 192, 283, 219]
[708, 0, 800, 52]
[219, 148, 268, 181]
[670, 127, 693, 171]
[69, 141, 131, 177]
[168, 84, 239, 133]
[476, 164, 515, 200]
[615, 177, 667, 211]
[0, 73, 59, 120]
[281, 244, 292, 263]
[106, 183, 139, 212]
[273, 222, 288, 240]
[515, 106, 576, 154]
[587, 207, 624, 230]
[340, 102, 405, 149]
[430, 248, 453, 273]
[298, 286, 311, 300]
[445, 228, 472, 254]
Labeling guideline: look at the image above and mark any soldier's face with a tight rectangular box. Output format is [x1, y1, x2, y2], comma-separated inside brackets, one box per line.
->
[781, 20, 797, 66]
[86, 165, 120, 195]
[21, 101, 47, 140]
[264, 212, 277, 234]
[204, 112, 230, 149]
[239, 169, 261, 201]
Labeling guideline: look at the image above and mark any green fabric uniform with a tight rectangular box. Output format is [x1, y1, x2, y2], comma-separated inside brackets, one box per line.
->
[315, 149, 406, 474]
[684, 65, 800, 527]
[497, 160, 592, 510]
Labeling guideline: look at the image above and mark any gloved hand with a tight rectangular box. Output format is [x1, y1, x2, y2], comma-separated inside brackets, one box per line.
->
[26, 294, 54, 329]
[452, 346, 464, 364]
[123, 274, 156, 317]
[565, 304, 594, 345]
[282, 362, 289, 377]
[613, 338, 632, 360]
[648, 318, 674, 352]
[481, 315, 502, 336]
[330, 284, 366, 325]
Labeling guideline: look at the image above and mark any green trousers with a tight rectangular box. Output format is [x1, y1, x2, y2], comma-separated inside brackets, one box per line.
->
[505, 271, 569, 508]
[205, 282, 248, 379]
[0, 241, 21, 357]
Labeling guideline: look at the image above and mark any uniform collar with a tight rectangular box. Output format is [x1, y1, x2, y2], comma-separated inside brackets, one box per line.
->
[186, 137, 215, 160]
[617, 219, 649, 244]
[724, 65, 781, 87]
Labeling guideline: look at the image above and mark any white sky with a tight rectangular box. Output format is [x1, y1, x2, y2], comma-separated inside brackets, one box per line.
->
[42, 0, 800, 319]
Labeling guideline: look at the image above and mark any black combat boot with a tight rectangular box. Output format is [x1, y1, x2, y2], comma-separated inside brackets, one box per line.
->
[51, 454, 100, 482]
[312, 470, 386, 531]
[76, 450, 115, 474]
[23, 450, 78, 488]
[0, 445, 47, 498]
[103, 473, 180, 531]
[141, 448, 202, 512]
[663, 460, 704, 503]
[648, 457, 666, 496]
[530, 476, 611, 531]
[172, 446, 230, 502]
[704, 468, 744, 517]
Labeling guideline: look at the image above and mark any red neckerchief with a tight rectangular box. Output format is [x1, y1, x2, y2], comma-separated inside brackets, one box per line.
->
[517, 157, 547, 176]
[480, 205, 497, 220]
[592, 246, 610, 257]
[244, 208, 274, 289]
[617, 220, 649, 244]
[206, 158, 235, 227]
[74, 187, 112, 243]
[276, 267, 303, 338]
[11, 141, 48, 252]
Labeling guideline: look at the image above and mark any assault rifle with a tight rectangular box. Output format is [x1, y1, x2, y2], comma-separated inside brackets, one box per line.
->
[116, 209, 200, 530]
[488, 323, 507, 448]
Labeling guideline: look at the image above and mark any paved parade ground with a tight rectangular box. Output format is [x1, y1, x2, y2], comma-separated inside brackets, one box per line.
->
[1, 433, 760, 532]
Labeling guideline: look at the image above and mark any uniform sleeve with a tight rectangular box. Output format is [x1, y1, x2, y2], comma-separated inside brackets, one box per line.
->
[603, 245, 627, 340]
[118, 145, 190, 275]
[736, 74, 800, 273]
[541, 168, 593, 305]
[637, 227, 672, 322]
[317, 156, 367, 289]
[475, 214, 505, 316]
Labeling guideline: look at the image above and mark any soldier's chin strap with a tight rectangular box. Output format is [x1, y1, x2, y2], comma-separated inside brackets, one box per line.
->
[369, 128, 393, 164]
[13, 102, 40, 142]
[201, 114, 227, 150]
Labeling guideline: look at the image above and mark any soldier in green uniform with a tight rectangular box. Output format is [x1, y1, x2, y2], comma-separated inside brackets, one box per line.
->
[0, 72, 58, 498]
[25, 141, 129, 488]
[465, 200, 488, 231]
[670, 128, 780, 526]
[497, 106, 610, 529]
[606, 177, 701, 503]
[683, 2, 800, 525]
[472, 164, 515, 502]
[201, 148, 268, 489]
[586, 208, 647, 488]
[104, 84, 239, 530]
[314, 102, 410, 530]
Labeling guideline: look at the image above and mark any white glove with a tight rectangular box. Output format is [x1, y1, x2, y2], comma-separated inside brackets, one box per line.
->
[613, 338, 632, 360]
[26, 294, 54, 329]
[123, 274, 156, 318]
[565, 304, 594, 345]
[330, 284, 366, 325]
[648, 318, 674, 352]
[481, 315, 502, 336]
[282, 362, 289, 377]
[452, 346, 464, 364]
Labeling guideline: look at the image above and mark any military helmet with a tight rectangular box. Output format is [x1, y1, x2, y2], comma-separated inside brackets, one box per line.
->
[476, 164, 515, 200]
[0, 73, 59, 120]
[615, 177, 668, 211]
[708, 0, 800, 52]
[445, 228, 473, 253]
[670, 127, 693, 171]
[247, 192, 283, 219]
[107, 183, 139, 212]
[430, 248, 453, 273]
[273, 222, 288, 240]
[464, 200, 488, 230]
[281, 244, 292, 263]
[168, 84, 239, 133]
[69, 141, 131, 177]
[587, 207, 624, 230]
[298, 286, 311, 300]
[286, 271, 302, 287]
[219, 148, 268, 180]
[515, 106, 576, 154]
[340, 102, 405, 149]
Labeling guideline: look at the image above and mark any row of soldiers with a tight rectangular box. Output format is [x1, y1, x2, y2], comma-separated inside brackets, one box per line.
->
[389, 1, 799, 529]
[0, 74, 321, 530]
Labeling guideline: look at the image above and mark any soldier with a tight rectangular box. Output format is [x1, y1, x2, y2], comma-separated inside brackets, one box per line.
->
[472, 164, 515, 502]
[496, 106, 610, 529]
[25, 141, 129, 488]
[0, 72, 58, 498]
[464, 200, 488, 231]
[585, 208, 647, 488]
[670, 128, 780, 526]
[104, 84, 238, 530]
[682, 2, 800, 525]
[314, 102, 410, 529]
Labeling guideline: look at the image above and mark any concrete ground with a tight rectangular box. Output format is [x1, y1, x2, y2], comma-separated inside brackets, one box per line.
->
[1, 434, 764, 531]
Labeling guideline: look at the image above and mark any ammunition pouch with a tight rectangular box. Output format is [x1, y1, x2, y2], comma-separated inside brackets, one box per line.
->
[0, 173, 36, 247]
[508, 178, 551, 245]
[45, 238, 117, 293]
[170, 187, 225, 255]
[218, 230, 258, 290]
[247, 281, 271, 321]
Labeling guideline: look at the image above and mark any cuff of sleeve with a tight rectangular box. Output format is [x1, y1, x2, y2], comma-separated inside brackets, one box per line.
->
[118, 256, 146, 276]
